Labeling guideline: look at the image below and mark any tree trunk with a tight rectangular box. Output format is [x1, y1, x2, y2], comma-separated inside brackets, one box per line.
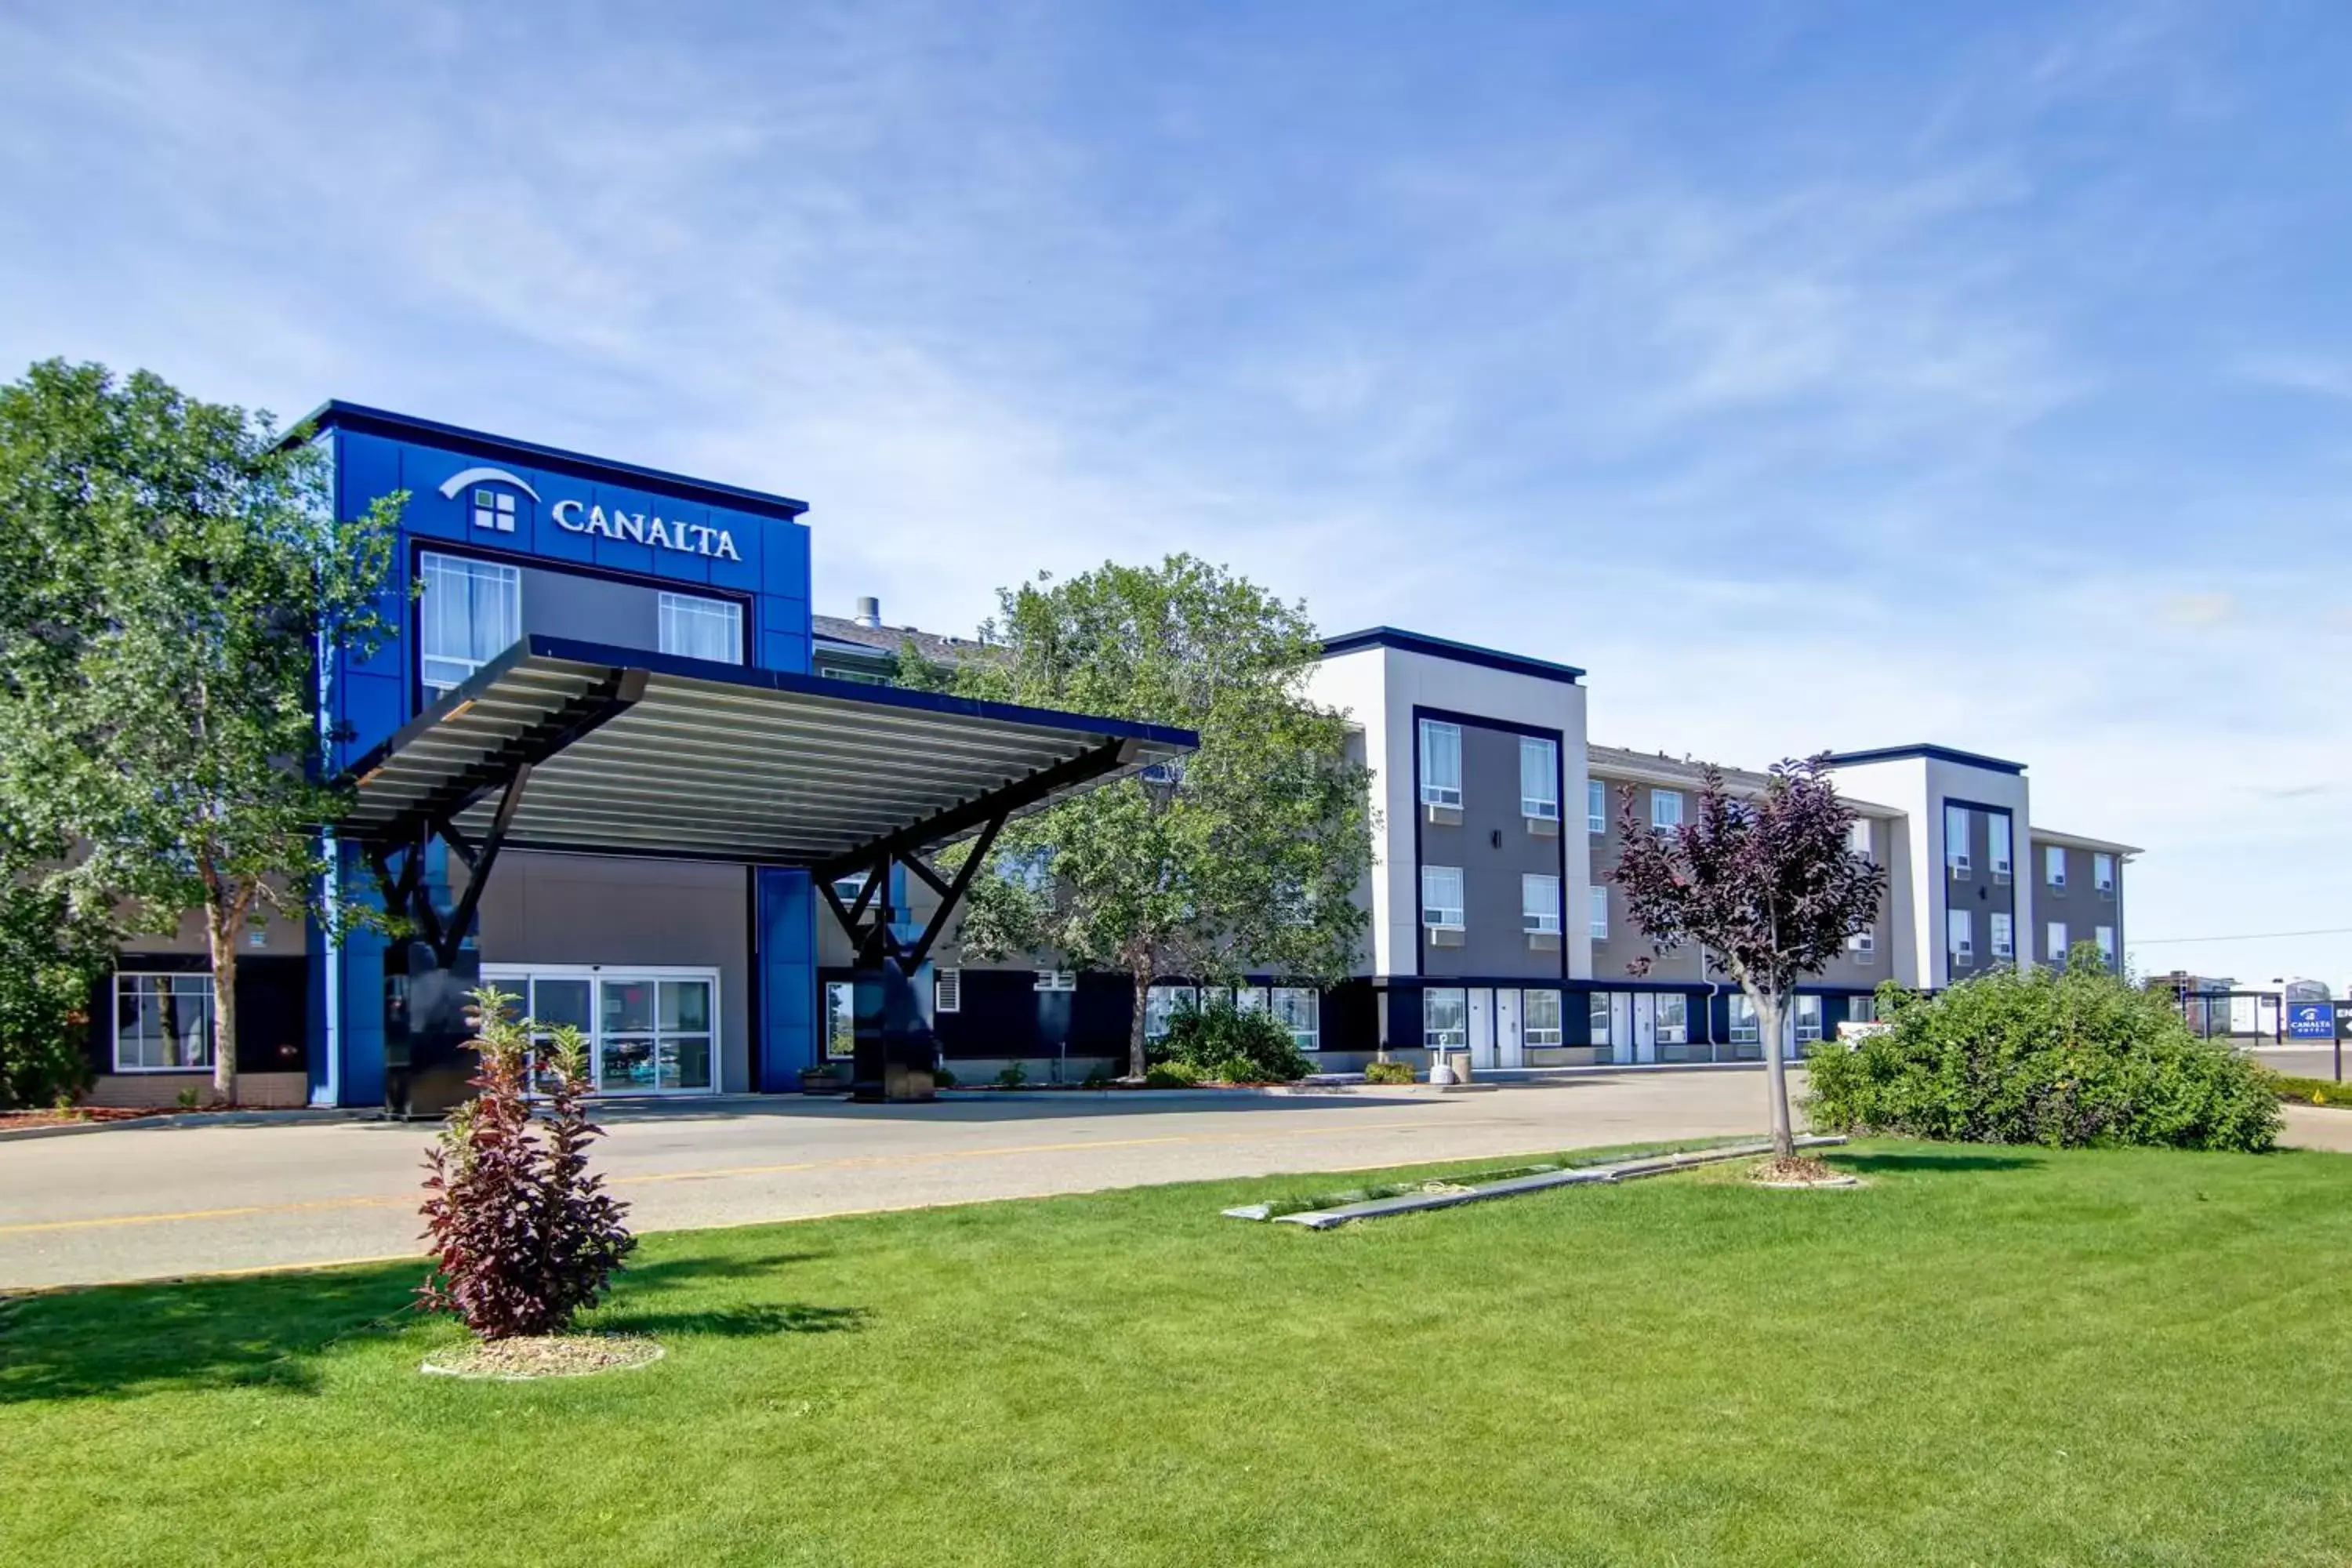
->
[1127, 955, 1152, 1080]
[206, 903, 240, 1106]
[1757, 988, 1794, 1157]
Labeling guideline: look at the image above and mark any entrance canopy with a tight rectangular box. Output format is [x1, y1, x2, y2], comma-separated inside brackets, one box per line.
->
[343, 635, 1195, 875]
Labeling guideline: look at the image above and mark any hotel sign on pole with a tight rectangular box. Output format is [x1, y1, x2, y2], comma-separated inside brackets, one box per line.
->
[2287, 1001, 2335, 1040]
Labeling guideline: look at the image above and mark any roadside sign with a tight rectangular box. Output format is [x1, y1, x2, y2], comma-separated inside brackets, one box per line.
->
[2332, 1001, 2352, 1038]
[2287, 1002, 2336, 1041]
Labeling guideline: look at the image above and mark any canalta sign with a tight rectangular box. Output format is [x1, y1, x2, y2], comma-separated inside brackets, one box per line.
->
[436, 467, 742, 561]
[550, 498, 741, 561]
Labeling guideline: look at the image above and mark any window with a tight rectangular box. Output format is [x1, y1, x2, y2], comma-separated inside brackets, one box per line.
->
[598, 977, 714, 1092]
[1522, 873, 1561, 935]
[1849, 818, 1872, 856]
[1849, 995, 1877, 1026]
[1795, 995, 1823, 1043]
[932, 968, 960, 1013]
[1033, 969, 1077, 992]
[2096, 926, 2116, 968]
[1947, 908, 1973, 967]
[1520, 737, 1559, 819]
[1423, 988, 1468, 1049]
[1730, 995, 1760, 1045]
[1587, 779, 1607, 833]
[658, 592, 743, 664]
[1988, 814, 2013, 881]
[1421, 866, 1465, 929]
[419, 553, 520, 695]
[2095, 854, 2116, 896]
[1143, 983, 1196, 1040]
[831, 870, 869, 905]
[2045, 844, 2067, 890]
[1650, 789, 1683, 831]
[1271, 987, 1319, 1051]
[1656, 994, 1689, 1046]
[2047, 921, 2067, 961]
[1523, 989, 1563, 1047]
[1991, 912, 2014, 960]
[1419, 720, 1462, 808]
[1847, 926, 1876, 960]
[823, 980, 855, 1061]
[471, 486, 518, 533]
[1945, 805, 1972, 878]
[1588, 884, 1610, 940]
[1588, 993, 1612, 1047]
[113, 974, 215, 1070]
[1234, 985, 1268, 1014]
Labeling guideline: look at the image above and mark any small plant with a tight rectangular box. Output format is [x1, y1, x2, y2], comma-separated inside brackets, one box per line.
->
[1145, 1062, 1203, 1089]
[1363, 1060, 1416, 1086]
[174, 1087, 202, 1111]
[933, 1065, 958, 1089]
[1081, 1068, 1113, 1090]
[419, 987, 636, 1340]
[995, 1061, 1029, 1089]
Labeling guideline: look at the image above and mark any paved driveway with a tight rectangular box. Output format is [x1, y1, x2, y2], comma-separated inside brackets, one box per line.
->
[0, 1072, 1786, 1290]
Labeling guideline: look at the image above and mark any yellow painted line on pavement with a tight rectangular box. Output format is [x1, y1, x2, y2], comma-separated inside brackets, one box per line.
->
[0, 1116, 1463, 1238]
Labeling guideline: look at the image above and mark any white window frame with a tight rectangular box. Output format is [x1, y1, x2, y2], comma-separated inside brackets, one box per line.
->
[1418, 720, 1463, 808]
[1947, 909, 1973, 967]
[1588, 884, 1610, 940]
[1988, 814, 2013, 883]
[1656, 993, 1689, 1046]
[2048, 922, 2068, 960]
[1033, 969, 1077, 992]
[2046, 844, 2067, 890]
[2095, 854, 2115, 896]
[657, 591, 744, 666]
[1271, 986, 1320, 1051]
[1848, 995, 1877, 1026]
[1588, 992, 1613, 1047]
[111, 971, 218, 1072]
[1730, 994, 1760, 1045]
[1945, 805, 1972, 879]
[822, 978, 856, 1062]
[481, 964, 721, 1094]
[1795, 994, 1824, 1043]
[1650, 789, 1683, 831]
[932, 968, 961, 1013]
[1990, 913, 2014, 960]
[1421, 865, 1465, 930]
[1849, 818, 1872, 856]
[2096, 926, 2116, 967]
[1523, 989, 1563, 1047]
[1143, 983, 1198, 1040]
[419, 551, 521, 696]
[1519, 736, 1559, 820]
[1587, 779, 1607, 834]
[1522, 873, 1561, 935]
[1423, 987, 1468, 1050]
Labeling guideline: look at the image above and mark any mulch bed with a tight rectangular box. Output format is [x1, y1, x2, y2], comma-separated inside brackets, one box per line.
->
[420, 1334, 664, 1381]
[0, 1107, 180, 1131]
[1750, 1154, 1860, 1189]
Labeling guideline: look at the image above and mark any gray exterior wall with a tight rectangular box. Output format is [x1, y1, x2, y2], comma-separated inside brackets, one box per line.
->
[1417, 720, 1570, 981]
[1585, 779, 1706, 985]
[474, 851, 754, 1093]
[1942, 803, 2020, 980]
[2034, 844, 2122, 967]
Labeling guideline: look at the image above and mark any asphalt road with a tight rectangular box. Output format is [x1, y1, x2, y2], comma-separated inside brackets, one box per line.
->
[0, 1072, 1781, 1290]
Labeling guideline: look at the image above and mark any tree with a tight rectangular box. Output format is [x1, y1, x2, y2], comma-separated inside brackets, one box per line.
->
[942, 556, 1374, 1079]
[0, 842, 116, 1108]
[1610, 755, 1884, 1157]
[0, 360, 404, 1102]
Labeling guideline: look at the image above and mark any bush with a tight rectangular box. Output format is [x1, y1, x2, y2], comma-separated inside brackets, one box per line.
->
[1145, 1062, 1203, 1089]
[0, 884, 110, 1109]
[1806, 962, 2281, 1153]
[1150, 995, 1312, 1083]
[995, 1062, 1029, 1089]
[420, 987, 637, 1339]
[933, 1066, 958, 1088]
[1363, 1060, 1417, 1086]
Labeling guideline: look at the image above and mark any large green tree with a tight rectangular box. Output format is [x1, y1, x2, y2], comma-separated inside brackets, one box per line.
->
[943, 556, 1374, 1078]
[0, 361, 404, 1102]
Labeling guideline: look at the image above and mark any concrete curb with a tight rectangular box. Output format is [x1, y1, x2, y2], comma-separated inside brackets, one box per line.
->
[0, 1107, 368, 1144]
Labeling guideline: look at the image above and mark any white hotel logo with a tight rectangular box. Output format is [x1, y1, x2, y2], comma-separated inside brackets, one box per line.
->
[437, 467, 742, 562]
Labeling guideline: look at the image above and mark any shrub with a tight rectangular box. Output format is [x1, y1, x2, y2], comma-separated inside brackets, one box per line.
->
[995, 1062, 1029, 1089]
[1363, 1060, 1417, 1086]
[1806, 963, 2281, 1152]
[1145, 1062, 1203, 1089]
[1080, 1068, 1113, 1090]
[0, 884, 110, 1110]
[1151, 995, 1312, 1083]
[933, 1065, 958, 1089]
[419, 987, 637, 1340]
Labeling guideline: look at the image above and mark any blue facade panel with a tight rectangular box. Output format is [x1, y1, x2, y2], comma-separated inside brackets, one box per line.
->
[310, 410, 815, 1105]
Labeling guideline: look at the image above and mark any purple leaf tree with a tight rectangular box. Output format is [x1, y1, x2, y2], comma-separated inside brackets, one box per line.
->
[1611, 754, 1886, 1157]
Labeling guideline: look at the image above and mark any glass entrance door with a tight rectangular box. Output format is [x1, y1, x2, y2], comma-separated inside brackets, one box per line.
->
[484, 968, 717, 1095]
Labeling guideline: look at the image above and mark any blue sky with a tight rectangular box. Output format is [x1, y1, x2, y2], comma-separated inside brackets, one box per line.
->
[4, 1, 2350, 988]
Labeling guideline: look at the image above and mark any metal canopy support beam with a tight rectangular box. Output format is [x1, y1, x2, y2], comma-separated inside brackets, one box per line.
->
[811, 736, 1137, 884]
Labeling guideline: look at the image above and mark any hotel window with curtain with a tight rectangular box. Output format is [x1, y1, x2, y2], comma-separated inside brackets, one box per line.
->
[1522, 873, 1561, 934]
[1419, 720, 1462, 808]
[418, 553, 520, 695]
[1523, 989, 1563, 1047]
[1587, 779, 1607, 833]
[658, 592, 743, 664]
[1519, 737, 1559, 820]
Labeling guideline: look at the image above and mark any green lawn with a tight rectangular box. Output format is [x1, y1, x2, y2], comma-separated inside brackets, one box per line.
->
[5, 1141, 2351, 1566]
